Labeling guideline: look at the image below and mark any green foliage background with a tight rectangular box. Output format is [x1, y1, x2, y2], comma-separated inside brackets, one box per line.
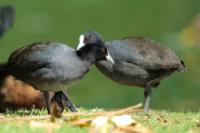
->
[0, 0, 200, 111]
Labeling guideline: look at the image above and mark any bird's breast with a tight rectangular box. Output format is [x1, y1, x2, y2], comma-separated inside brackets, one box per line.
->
[33, 79, 81, 92]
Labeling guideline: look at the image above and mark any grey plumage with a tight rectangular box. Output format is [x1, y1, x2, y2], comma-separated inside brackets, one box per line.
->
[95, 36, 185, 114]
[8, 41, 91, 91]
[96, 37, 185, 87]
[0, 32, 114, 114]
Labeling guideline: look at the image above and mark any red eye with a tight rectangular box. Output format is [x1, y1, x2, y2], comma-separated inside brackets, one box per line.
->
[101, 48, 107, 54]
[84, 36, 89, 43]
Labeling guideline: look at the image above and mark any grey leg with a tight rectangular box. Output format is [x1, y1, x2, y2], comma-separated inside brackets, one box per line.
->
[144, 86, 152, 114]
[61, 91, 77, 112]
[43, 91, 51, 114]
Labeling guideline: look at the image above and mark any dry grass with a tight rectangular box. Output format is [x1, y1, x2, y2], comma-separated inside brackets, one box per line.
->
[0, 103, 199, 133]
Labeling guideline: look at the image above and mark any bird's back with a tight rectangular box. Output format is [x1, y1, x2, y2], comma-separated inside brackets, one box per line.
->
[96, 37, 185, 87]
[106, 37, 184, 71]
[8, 41, 76, 71]
[7, 41, 91, 91]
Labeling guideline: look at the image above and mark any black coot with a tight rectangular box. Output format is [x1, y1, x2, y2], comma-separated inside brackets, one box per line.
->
[0, 33, 114, 114]
[80, 32, 185, 114]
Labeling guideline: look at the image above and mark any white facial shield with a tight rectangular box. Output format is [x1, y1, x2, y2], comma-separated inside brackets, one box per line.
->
[77, 35, 85, 50]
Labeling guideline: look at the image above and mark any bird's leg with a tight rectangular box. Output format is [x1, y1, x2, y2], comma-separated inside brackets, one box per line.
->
[144, 86, 152, 114]
[43, 91, 51, 114]
[51, 91, 77, 112]
[61, 91, 77, 112]
[51, 91, 64, 113]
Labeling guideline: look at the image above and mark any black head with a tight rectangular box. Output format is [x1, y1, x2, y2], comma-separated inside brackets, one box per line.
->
[77, 31, 104, 50]
[76, 43, 114, 64]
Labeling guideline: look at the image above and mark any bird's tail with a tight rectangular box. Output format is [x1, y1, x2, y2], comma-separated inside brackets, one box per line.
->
[0, 63, 8, 87]
[177, 60, 187, 72]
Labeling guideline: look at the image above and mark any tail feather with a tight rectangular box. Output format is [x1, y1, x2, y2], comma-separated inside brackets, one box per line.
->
[0, 63, 8, 87]
[177, 60, 186, 72]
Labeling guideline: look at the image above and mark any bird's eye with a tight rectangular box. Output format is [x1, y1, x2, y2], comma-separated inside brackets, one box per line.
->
[84, 36, 89, 43]
[101, 47, 107, 55]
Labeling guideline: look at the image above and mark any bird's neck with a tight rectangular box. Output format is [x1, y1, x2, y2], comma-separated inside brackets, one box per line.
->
[95, 60, 114, 73]
[76, 50, 96, 64]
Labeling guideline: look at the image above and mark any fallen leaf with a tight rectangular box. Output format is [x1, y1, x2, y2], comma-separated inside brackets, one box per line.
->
[157, 115, 168, 123]
[111, 115, 136, 127]
[70, 118, 93, 127]
[90, 120, 115, 133]
[118, 123, 152, 133]
[50, 101, 62, 122]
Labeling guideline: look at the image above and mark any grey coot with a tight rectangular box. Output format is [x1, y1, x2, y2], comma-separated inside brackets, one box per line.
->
[0, 5, 15, 38]
[0, 33, 114, 114]
[78, 32, 185, 114]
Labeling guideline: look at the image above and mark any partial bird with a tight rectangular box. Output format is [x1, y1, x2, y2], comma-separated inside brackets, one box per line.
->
[77, 31, 185, 114]
[0, 32, 114, 114]
[0, 5, 15, 39]
[0, 76, 49, 112]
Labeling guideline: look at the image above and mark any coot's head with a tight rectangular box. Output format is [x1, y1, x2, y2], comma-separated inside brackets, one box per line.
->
[77, 31, 104, 50]
[76, 31, 113, 64]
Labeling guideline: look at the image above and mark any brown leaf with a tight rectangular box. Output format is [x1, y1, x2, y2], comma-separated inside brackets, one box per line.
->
[157, 115, 168, 123]
[70, 118, 93, 127]
[118, 123, 152, 133]
[50, 101, 62, 122]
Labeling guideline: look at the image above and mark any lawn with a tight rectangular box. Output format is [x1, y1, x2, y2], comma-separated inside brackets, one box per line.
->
[0, 104, 199, 133]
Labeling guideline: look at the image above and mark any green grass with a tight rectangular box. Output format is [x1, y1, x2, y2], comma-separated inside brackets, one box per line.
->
[0, 108, 200, 133]
[5, 108, 48, 117]
[133, 111, 200, 133]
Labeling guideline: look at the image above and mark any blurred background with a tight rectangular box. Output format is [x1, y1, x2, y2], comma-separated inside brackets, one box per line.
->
[0, 0, 200, 111]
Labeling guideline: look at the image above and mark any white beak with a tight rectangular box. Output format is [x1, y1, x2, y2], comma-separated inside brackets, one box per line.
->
[106, 52, 114, 64]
